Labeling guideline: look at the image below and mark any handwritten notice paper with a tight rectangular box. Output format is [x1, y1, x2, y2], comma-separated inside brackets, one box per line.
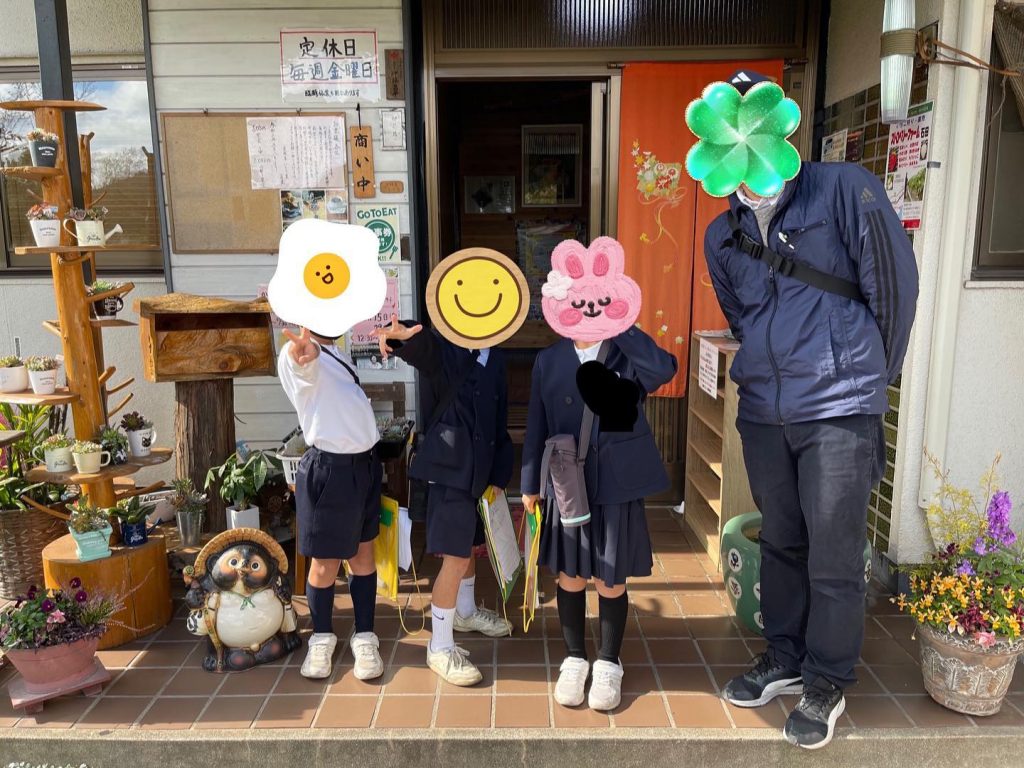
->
[698, 338, 719, 400]
[246, 116, 347, 190]
[280, 29, 380, 103]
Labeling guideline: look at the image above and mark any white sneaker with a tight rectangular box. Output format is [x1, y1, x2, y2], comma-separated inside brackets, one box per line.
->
[350, 632, 384, 681]
[554, 656, 590, 707]
[300, 632, 337, 679]
[454, 604, 513, 637]
[588, 660, 624, 711]
[427, 644, 483, 687]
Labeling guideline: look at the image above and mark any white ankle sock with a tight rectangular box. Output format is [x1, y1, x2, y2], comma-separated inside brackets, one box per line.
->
[430, 604, 456, 652]
[456, 576, 477, 618]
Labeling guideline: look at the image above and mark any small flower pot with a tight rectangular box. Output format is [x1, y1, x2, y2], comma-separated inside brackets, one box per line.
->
[28, 139, 59, 168]
[0, 365, 28, 393]
[69, 525, 113, 562]
[126, 427, 155, 458]
[32, 445, 73, 473]
[176, 510, 203, 548]
[63, 219, 104, 248]
[120, 520, 149, 548]
[227, 505, 260, 530]
[29, 219, 61, 248]
[94, 296, 124, 318]
[4, 637, 100, 696]
[71, 450, 111, 475]
[28, 368, 58, 396]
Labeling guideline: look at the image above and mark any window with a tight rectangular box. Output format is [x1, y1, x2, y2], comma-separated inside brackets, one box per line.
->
[974, 47, 1024, 279]
[0, 65, 162, 272]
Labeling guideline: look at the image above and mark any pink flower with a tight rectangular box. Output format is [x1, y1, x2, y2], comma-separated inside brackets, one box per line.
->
[46, 609, 66, 625]
[976, 631, 997, 648]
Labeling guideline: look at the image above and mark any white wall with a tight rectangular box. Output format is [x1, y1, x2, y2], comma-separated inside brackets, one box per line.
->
[0, 0, 144, 64]
[147, 0, 416, 450]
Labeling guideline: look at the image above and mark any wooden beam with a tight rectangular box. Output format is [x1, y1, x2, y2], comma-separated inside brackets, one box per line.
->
[106, 377, 134, 396]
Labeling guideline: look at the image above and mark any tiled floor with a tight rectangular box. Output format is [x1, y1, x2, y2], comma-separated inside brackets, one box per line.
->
[2, 507, 1017, 732]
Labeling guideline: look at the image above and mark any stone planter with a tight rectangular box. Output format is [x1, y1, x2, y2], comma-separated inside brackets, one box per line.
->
[918, 623, 1024, 716]
[5, 636, 100, 695]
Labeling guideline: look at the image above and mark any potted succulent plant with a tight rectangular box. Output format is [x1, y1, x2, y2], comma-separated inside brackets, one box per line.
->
[70, 441, 111, 476]
[112, 495, 156, 548]
[24, 355, 60, 396]
[98, 427, 129, 465]
[119, 411, 155, 458]
[895, 453, 1024, 716]
[0, 355, 28, 394]
[26, 204, 61, 248]
[63, 206, 120, 250]
[170, 477, 206, 547]
[32, 434, 73, 474]
[87, 279, 125, 318]
[205, 451, 271, 530]
[25, 128, 59, 168]
[0, 578, 119, 705]
[66, 498, 113, 561]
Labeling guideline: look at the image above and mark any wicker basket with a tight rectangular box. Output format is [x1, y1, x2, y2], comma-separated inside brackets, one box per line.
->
[0, 507, 66, 599]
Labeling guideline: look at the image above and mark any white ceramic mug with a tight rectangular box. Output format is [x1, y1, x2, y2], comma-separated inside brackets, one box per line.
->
[28, 368, 57, 395]
[33, 445, 73, 473]
[127, 427, 156, 457]
[72, 450, 111, 475]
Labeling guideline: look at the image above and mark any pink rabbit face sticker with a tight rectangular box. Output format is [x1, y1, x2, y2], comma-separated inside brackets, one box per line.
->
[541, 237, 642, 342]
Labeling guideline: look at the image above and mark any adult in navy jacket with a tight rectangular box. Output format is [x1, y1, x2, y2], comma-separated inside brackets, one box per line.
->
[521, 327, 677, 710]
[702, 69, 919, 754]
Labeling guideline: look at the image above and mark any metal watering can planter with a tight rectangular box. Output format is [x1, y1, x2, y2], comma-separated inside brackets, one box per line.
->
[69, 524, 113, 562]
[63, 220, 123, 249]
[720, 511, 872, 635]
[120, 520, 161, 548]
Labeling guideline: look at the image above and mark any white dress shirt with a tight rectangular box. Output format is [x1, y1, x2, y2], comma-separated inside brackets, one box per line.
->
[277, 342, 379, 454]
[575, 343, 602, 365]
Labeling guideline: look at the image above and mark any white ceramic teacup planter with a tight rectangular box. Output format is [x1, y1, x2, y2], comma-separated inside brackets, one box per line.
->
[71, 445, 111, 475]
[33, 444, 73, 473]
[126, 426, 156, 458]
[0, 364, 28, 393]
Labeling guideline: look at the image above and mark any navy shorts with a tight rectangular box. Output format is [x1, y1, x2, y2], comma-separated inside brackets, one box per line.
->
[295, 447, 381, 560]
[426, 484, 485, 558]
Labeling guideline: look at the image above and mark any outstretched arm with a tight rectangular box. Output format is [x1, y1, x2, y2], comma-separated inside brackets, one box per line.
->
[612, 328, 679, 394]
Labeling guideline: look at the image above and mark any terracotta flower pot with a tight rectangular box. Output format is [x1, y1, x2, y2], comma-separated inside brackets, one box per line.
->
[918, 623, 1024, 716]
[5, 636, 100, 695]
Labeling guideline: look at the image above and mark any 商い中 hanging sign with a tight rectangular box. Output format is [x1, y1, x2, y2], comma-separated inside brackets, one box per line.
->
[280, 29, 380, 103]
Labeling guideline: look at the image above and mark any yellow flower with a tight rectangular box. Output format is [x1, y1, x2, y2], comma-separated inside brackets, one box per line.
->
[639, 233, 650, 243]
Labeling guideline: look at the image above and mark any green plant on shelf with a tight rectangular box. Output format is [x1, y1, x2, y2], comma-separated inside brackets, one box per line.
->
[98, 427, 128, 465]
[113, 494, 155, 525]
[205, 451, 272, 511]
[25, 355, 59, 372]
[67, 497, 110, 534]
[170, 477, 206, 524]
[25, 203, 58, 221]
[87, 279, 122, 296]
[0, 402, 64, 512]
[39, 434, 72, 451]
[119, 411, 148, 431]
[0, 355, 23, 368]
[71, 440, 101, 455]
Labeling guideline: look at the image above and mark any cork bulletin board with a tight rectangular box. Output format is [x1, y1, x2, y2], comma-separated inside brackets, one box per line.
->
[162, 112, 347, 254]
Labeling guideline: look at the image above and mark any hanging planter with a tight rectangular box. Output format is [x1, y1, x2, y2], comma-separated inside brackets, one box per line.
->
[25, 129, 59, 168]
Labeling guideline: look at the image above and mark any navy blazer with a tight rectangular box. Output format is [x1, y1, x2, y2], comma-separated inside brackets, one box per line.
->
[521, 328, 678, 505]
[394, 325, 513, 497]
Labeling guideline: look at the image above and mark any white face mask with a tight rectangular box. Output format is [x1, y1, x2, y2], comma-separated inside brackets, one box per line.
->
[737, 184, 785, 211]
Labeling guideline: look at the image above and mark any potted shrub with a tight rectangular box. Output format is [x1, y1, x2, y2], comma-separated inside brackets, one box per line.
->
[895, 453, 1024, 716]
[205, 451, 271, 530]
[0, 578, 119, 705]
[119, 411, 155, 458]
[25, 128, 59, 168]
[87, 279, 125, 319]
[170, 477, 206, 547]
[70, 441, 110, 476]
[25, 355, 60, 396]
[63, 206, 120, 250]
[98, 427, 129, 466]
[32, 434, 73, 474]
[26, 204, 61, 248]
[66, 498, 113, 562]
[0, 355, 28, 394]
[113, 495, 156, 548]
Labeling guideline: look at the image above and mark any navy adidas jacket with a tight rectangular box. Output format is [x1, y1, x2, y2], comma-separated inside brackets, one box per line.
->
[393, 326, 513, 497]
[704, 162, 919, 425]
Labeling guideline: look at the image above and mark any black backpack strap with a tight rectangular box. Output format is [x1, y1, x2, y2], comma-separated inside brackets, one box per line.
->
[577, 341, 610, 464]
[320, 346, 361, 386]
[726, 209, 867, 304]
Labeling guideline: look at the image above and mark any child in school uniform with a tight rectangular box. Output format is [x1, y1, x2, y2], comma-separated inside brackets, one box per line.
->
[521, 327, 677, 710]
[375, 316, 513, 686]
[278, 326, 384, 681]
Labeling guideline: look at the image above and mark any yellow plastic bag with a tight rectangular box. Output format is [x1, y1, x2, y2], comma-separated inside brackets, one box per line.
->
[374, 495, 400, 601]
[520, 502, 543, 633]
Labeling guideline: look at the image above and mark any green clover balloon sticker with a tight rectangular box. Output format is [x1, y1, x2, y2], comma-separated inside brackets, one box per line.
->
[684, 81, 801, 198]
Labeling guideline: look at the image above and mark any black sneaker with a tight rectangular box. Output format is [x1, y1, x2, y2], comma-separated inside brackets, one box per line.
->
[722, 652, 803, 708]
[783, 678, 845, 750]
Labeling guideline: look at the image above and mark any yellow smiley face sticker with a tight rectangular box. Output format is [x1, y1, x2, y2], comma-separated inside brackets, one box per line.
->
[303, 252, 351, 300]
[426, 248, 531, 349]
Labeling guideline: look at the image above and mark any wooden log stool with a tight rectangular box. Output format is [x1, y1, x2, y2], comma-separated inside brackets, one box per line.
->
[42, 533, 174, 649]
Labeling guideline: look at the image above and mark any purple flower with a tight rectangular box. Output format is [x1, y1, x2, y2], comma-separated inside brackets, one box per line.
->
[986, 491, 1016, 548]
[27, 586, 37, 599]
[75, 590, 88, 603]
[40, 599, 55, 613]
[956, 561, 976, 577]
[69, 577, 82, 589]
[974, 537, 989, 556]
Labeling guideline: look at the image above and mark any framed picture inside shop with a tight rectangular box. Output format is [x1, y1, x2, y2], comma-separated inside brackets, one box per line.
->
[522, 125, 582, 208]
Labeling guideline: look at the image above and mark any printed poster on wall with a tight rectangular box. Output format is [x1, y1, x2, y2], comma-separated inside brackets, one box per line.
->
[884, 101, 932, 231]
[352, 203, 400, 261]
[348, 266, 400, 369]
[821, 128, 848, 162]
[246, 115, 347, 190]
[280, 188, 348, 232]
[280, 29, 380, 103]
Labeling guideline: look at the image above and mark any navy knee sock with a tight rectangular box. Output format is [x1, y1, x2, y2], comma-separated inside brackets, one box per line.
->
[598, 592, 629, 664]
[305, 583, 335, 635]
[349, 572, 377, 634]
[557, 585, 588, 660]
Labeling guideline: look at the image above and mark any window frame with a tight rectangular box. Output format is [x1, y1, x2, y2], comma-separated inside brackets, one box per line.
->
[0, 63, 164, 276]
[972, 46, 1024, 281]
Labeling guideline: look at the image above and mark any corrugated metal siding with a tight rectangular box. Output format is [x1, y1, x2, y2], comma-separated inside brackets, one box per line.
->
[439, 0, 804, 50]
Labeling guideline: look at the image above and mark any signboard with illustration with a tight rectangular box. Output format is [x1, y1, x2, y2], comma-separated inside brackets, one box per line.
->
[352, 203, 400, 261]
[885, 101, 932, 231]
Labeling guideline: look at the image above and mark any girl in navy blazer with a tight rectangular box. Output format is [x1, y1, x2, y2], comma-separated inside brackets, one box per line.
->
[522, 327, 677, 710]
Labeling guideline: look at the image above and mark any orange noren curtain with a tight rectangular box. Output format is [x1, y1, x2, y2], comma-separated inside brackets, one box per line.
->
[616, 60, 784, 397]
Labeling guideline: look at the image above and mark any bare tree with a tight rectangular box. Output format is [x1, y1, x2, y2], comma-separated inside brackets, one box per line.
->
[0, 81, 100, 161]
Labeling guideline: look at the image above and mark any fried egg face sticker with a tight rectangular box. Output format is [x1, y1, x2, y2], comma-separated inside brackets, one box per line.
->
[425, 248, 530, 349]
[267, 220, 386, 338]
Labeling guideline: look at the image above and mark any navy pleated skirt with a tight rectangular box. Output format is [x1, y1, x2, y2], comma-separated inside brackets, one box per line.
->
[538, 497, 653, 587]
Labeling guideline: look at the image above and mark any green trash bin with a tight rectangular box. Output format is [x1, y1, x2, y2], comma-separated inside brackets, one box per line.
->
[720, 512, 873, 635]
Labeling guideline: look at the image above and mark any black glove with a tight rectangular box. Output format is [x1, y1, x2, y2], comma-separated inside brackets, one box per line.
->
[576, 361, 640, 432]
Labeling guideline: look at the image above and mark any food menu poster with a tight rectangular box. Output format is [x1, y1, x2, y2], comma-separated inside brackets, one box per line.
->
[246, 115, 347, 190]
[884, 102, 932, 231]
